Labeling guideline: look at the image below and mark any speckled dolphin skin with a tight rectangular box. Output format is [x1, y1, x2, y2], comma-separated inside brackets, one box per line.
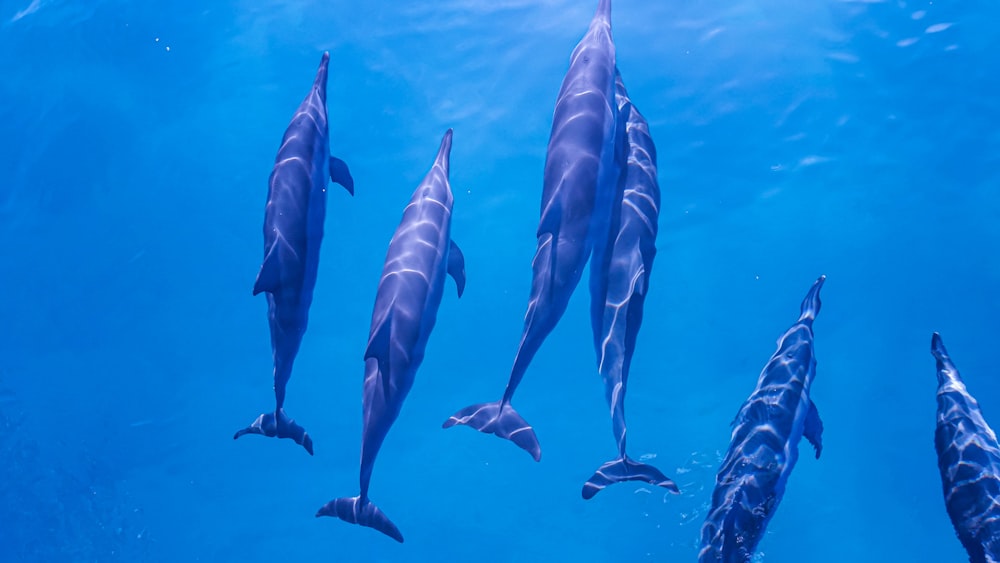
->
[932, 333, 1000, 563]
[234, 52, 354, 456]
[317, 130, 465, 543]
[443, 0, 621, 463]
[699, 276, 826, 563]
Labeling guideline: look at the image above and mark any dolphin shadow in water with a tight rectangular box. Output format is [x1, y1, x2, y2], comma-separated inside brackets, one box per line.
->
[234, 52, 354, 455]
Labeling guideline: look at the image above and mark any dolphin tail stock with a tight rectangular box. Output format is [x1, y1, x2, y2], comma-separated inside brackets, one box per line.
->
[233, 407, 314, 455]
[581, 456, 680, 499]
[442, 400, 541, 462]
[316, 495, 403, 543]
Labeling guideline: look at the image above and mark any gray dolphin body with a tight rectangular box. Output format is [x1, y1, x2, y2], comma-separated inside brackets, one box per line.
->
[932, 333, 1000, 563]
[317, 130, 465, 543]
[581, 70, 677, 499]
[699, 276, 826, 562]
[234, 53, 354, 455]
[443, 0, 621, 462]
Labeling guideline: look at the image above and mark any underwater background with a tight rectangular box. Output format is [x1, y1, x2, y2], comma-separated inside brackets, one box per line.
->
[1, 0, 998, 560]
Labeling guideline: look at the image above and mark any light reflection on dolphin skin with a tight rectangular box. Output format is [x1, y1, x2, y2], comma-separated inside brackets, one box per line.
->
[699, 276, 826, 563]
[317, 130, 465, 543]
[581, 70, 678, 499]
[443, 0, 619, 462]
[234, 52, 354, 456]
[931, 333, 1000, 563]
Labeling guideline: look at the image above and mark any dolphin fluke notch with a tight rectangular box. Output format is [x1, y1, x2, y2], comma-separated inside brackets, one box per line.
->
[798, 274, 826, 323]
[443, 400, 541, 461]
[233, 408, 314, 455]
[582, 456, 679, 499]
[316, 495, 403, 543]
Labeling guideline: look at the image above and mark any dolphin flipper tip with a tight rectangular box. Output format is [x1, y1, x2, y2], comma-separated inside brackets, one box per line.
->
[317, 496, 404, 543]
[581, 457, 679, 500]
[443, 401, 541, 462]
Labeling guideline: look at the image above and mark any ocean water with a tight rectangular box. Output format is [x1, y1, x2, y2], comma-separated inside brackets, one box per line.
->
[1, 0, 997, 561]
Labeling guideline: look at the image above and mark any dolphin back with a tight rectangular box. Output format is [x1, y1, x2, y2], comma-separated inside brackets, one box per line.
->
[932, 333, 1000, 563]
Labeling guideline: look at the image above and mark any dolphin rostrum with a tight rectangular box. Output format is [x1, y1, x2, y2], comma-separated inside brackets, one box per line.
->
[234, 52, 354, 455]
[581, 69, 678, 499]
[932, 333, 1000, 563]
[317, 130, 465, 543]
[699, 276, 826, 562]
[443, 0, 621, 462]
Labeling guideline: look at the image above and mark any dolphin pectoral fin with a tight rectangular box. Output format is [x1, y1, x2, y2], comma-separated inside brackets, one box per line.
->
[233, 409, 314, 455]
[448, 240, 466, 298]
[582, 456, 680, 500]
[443, 400, 541, 461]
[804, 402, 823, 459]
[252, 249, 283, 296]
[316, 495, 403, 543]
[329, 156, 354, 195]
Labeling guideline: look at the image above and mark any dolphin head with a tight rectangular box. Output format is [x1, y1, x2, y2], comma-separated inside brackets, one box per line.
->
[434, 128, 454, 175]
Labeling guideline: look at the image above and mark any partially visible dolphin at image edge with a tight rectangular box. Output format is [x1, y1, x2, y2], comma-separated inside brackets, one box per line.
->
[317, 129, 465, 543]
[931, 333, 1000, 563]
[442, 0, 620, 462]
[234, 52, 354, 455]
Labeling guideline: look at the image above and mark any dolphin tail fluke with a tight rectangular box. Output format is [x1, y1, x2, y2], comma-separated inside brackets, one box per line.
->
[316, 495, 403, 543]
[233, 408, 314, 455]
[442, 400, 541, 461]
[581, 456, 679, 499]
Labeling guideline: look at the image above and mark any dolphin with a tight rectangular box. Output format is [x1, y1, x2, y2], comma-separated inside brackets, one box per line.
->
[443, 0, 621, 462]
[931, 333, 1000, 563]
[234, 52, 354, 455]
[316, 130, 465, 543]
[581, 69, 678, 499]
[699, 276, 826, 563]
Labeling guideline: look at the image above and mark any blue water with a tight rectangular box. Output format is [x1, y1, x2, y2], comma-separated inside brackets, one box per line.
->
[1, 0, 997, 560]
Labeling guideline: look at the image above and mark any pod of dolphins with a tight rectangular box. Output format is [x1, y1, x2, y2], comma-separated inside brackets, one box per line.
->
[231, 1, 1000, 560]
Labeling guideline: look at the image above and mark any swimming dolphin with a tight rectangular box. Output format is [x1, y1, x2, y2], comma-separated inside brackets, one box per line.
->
[581, 70, 677, 499]
[699, 276, 826, 563]
[317, 130, 465, 543]
[931, 333, 1000, 563]
[443, 0, 621, 462]
[234, 52, 354, 455]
